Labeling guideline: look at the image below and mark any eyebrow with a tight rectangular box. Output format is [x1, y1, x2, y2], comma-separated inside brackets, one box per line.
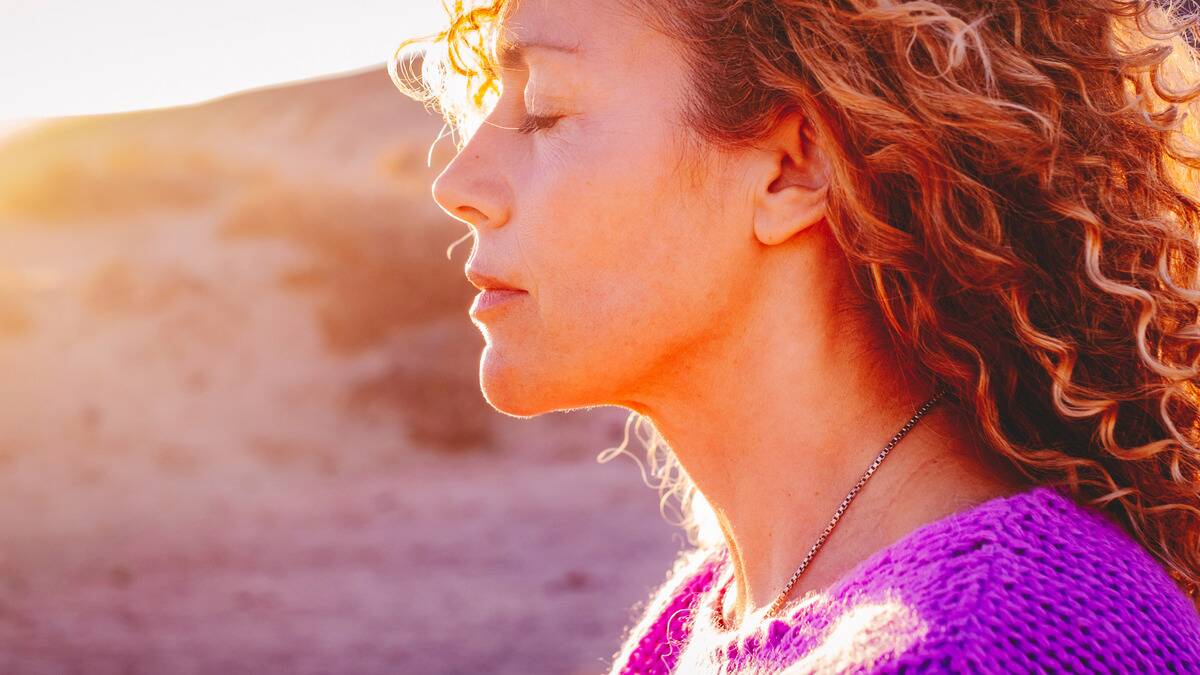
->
[496, 35, 581, 69]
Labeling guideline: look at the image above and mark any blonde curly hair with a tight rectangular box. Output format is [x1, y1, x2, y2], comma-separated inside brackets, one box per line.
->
[393, 0, 1200, 606]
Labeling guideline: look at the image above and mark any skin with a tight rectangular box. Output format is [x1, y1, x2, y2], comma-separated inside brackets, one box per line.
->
[431, 0, 1030, 631]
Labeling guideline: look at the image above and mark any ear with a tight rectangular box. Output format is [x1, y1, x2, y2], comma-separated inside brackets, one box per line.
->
[751, 112, 831, 246]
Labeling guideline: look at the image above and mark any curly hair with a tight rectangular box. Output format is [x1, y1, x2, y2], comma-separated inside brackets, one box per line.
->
[393, 0, 1200, 605]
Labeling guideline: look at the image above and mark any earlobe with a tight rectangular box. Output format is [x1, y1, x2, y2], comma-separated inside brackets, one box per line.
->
[753, 181, 829, 245]
[751, 115, 831, 247]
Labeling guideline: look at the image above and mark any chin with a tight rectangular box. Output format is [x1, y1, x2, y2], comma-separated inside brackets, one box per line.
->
[480, 385, 548, 418]
[477, 347, 553, 418]
[478, 344, 615, 418]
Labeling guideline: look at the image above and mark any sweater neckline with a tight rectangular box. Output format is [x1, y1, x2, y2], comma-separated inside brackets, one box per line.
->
[689, 483, 1069, 649]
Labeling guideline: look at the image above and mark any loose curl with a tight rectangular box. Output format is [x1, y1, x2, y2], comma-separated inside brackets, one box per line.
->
[393, 0, 1200, 606]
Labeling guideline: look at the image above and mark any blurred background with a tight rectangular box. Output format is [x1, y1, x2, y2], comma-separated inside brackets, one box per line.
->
[0, 2, 684, 673]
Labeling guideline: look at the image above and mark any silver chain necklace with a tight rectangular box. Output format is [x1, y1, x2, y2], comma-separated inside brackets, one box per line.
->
[711, 385, 951, 631]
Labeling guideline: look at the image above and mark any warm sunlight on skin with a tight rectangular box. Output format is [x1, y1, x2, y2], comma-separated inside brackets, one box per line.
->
[433, 0, 831, 417]
[431, 0, 1028, 631]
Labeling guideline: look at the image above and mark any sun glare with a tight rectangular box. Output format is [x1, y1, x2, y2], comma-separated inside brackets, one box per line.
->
[0, 1, 446, 121]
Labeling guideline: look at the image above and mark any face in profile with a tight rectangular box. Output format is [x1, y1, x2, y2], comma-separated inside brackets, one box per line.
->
[431, 0, 780, 418]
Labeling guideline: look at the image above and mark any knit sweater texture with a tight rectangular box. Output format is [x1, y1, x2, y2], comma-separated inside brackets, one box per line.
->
[609, 485, 1200, 673]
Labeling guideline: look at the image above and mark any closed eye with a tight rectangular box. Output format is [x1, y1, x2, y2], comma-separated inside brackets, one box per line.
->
[517, 113, 563, 135]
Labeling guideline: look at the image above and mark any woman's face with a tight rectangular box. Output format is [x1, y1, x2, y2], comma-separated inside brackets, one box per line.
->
[432, 0, 762, 416]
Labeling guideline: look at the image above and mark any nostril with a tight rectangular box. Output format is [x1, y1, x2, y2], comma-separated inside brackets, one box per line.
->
[453, 205, 489, 229]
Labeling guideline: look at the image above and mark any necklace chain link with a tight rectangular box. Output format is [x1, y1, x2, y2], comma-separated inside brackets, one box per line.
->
[712, 386, 951, 631]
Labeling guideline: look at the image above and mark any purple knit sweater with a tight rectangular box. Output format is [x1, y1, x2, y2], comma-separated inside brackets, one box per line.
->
[609, 485, 1200, 673]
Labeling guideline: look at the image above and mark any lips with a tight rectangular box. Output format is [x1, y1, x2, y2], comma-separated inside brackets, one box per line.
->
[464, 266, 527, 318]
[464, 266, 524, 292]
[470, 288, 526, 315]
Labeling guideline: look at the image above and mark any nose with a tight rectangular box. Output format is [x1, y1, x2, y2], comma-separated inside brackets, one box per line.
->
[431, 148, 510, 231]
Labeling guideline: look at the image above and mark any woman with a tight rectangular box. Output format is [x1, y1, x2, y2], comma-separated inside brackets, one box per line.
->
[393, 0, 1200, 671]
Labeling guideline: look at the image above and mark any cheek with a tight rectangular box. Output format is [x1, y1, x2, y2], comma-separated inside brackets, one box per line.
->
[516, 130, 742, 360]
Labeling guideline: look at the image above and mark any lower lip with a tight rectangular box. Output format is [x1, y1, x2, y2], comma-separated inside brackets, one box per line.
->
[470, 289, 526, 315]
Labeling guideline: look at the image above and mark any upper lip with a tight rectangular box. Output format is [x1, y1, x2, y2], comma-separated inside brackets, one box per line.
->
[465, 267, 525, 292]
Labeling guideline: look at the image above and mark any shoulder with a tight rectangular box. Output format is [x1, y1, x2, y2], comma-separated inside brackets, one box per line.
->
[856, 485, 1200, 672]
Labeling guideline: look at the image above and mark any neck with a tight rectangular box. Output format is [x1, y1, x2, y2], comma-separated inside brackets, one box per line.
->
[621, 236, 1029, 630]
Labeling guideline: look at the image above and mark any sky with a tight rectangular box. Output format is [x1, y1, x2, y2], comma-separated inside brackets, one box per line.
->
[0, 0, 447, 129]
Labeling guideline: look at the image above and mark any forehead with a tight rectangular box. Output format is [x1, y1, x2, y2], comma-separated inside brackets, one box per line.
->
[496, 0, 645, 64]
[500, 0, 595, 38]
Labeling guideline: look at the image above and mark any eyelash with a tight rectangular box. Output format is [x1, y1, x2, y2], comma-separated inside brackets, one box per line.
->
[517, 113, 563, 135]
